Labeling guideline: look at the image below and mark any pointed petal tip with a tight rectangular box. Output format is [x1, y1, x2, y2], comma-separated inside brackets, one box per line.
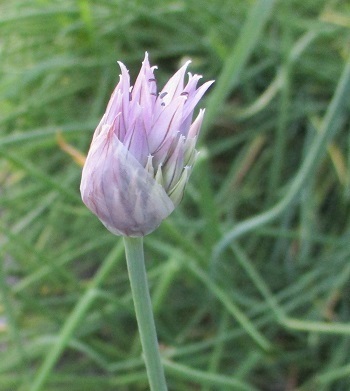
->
[144, 52, 158, 69]
[143, 51, 150, 65]
[188, 72, 201, 79]
[176, 60, 192, 75]
[117, 61, 129, 75]
[204, 79, 215, 88]
[117, 60, 126, 68]
[182, 60, 192, 70]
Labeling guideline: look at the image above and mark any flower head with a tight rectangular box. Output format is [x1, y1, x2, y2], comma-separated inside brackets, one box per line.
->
[80, 53, 214, 236]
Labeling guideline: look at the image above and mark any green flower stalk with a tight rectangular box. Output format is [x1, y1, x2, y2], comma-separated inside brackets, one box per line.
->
[80, 53, 213, 391]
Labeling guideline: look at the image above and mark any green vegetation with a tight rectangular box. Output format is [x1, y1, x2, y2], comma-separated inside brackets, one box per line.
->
[1, 0, 350, 390]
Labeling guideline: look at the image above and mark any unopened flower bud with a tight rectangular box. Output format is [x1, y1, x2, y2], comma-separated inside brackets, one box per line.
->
[80, 53, 214, 236]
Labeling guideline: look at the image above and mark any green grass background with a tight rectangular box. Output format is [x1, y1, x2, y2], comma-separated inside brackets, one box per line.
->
[1, 0, 350, 390]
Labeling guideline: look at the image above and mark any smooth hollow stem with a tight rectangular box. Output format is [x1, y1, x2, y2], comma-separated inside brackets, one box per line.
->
[123, 236, 168, 391]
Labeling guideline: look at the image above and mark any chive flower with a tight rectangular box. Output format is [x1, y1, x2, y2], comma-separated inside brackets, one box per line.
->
[80, 53, 214, 236]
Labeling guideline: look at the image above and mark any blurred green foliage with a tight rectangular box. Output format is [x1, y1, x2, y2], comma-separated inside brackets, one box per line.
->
[1, 0, 350, 390]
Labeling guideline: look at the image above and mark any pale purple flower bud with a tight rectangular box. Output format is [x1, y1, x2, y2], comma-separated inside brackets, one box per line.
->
[80, 53, 214, 237]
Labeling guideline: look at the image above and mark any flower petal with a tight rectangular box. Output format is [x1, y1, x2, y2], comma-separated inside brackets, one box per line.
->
[123, 104, 150, 166]
[117, 61, 132, 133]
[163, 135, 185, 191]
[187, 108, 205, 139]
[131, 52, 157, 130]
[157, 60, 191, 105]
[181, 80, 215, 130]
[149, 95, 186, 156]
